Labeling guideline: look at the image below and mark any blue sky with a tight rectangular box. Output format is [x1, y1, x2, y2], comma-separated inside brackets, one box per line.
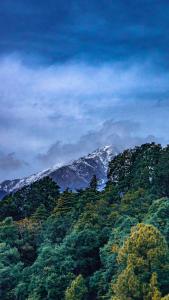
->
[0, 0, 169, 180]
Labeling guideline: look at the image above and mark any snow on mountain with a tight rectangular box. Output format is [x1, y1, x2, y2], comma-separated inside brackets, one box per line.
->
[0, 145, 118, 198]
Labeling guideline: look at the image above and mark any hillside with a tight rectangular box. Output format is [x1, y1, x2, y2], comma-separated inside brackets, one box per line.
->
[0, 143, 169, 300]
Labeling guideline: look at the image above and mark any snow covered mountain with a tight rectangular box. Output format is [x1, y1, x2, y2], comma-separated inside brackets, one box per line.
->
[0, 145, 118, 199]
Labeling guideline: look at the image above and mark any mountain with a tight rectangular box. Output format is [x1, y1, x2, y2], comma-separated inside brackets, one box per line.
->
[0, 145, 118, 198]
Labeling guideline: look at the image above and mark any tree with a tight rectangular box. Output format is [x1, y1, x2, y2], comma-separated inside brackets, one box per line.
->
[0, 177, 60, 220]
[32, 204, 48, 223]
[0, 217, 19, 246]
[155, 146, 169, 196]
[53, 189, 74, 215]
[112, 224, 169, 300]
[65, 275, 88, 300]
[0, 243, 23, 299]
[15, 244, 74, 300]
[145, 197, 169, 244]
[148, 272, 161, 300]
[64, 228, 101, 276]
[120, 188, 152, 221]
[108, 143, 162, 193]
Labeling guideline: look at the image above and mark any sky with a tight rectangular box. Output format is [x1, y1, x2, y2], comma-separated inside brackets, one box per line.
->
[0, 0, 169, 181]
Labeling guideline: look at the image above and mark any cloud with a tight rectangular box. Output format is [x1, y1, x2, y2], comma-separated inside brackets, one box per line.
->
[1, 1, 169, 181]
[0, 150, 29, 181]
[0, 152, 27, 171]
[0, 55, 169, 180]
[37, 119, 160, 167]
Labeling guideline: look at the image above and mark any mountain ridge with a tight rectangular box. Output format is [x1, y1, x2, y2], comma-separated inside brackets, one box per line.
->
[0, 145, 118, 198]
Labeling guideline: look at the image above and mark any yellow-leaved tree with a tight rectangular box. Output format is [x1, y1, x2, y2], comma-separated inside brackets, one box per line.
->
[65, 274, 88, 300]
[111, 223, 169, 300]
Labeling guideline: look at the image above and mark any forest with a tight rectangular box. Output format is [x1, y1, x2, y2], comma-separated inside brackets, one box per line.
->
[0, 142, 169, 300]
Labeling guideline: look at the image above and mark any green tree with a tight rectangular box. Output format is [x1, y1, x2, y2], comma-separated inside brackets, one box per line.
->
[65, 274, 88, 300]
[108, 143, 162, 193]
[145, 197, 169, 244]
[0, 243, 23, 300]
[53, 189, 74, 215]
[32, 204, 48, 223]
[0, 177, 60, 220]
[155, 146, 169, 196]
[0, 217, 19, 246]
[16, 244, 74, 300]
[63, 228, 101, 276]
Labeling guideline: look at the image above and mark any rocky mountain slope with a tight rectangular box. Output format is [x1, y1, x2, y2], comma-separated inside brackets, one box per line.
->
[0, 145, 118, 198]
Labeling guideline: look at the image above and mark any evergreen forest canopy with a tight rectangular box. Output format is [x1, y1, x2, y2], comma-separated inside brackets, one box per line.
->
[0, 142, 169, 300]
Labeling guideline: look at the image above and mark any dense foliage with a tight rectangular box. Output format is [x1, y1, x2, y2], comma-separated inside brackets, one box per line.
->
[0, 143, 169, 299]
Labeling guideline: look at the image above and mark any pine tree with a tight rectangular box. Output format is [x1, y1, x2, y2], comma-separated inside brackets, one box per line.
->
[53, 189, 74, 215]
[32, 204, 48, 223]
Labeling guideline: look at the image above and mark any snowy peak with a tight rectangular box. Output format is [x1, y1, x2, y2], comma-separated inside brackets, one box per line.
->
[0, 145, 118, 198]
